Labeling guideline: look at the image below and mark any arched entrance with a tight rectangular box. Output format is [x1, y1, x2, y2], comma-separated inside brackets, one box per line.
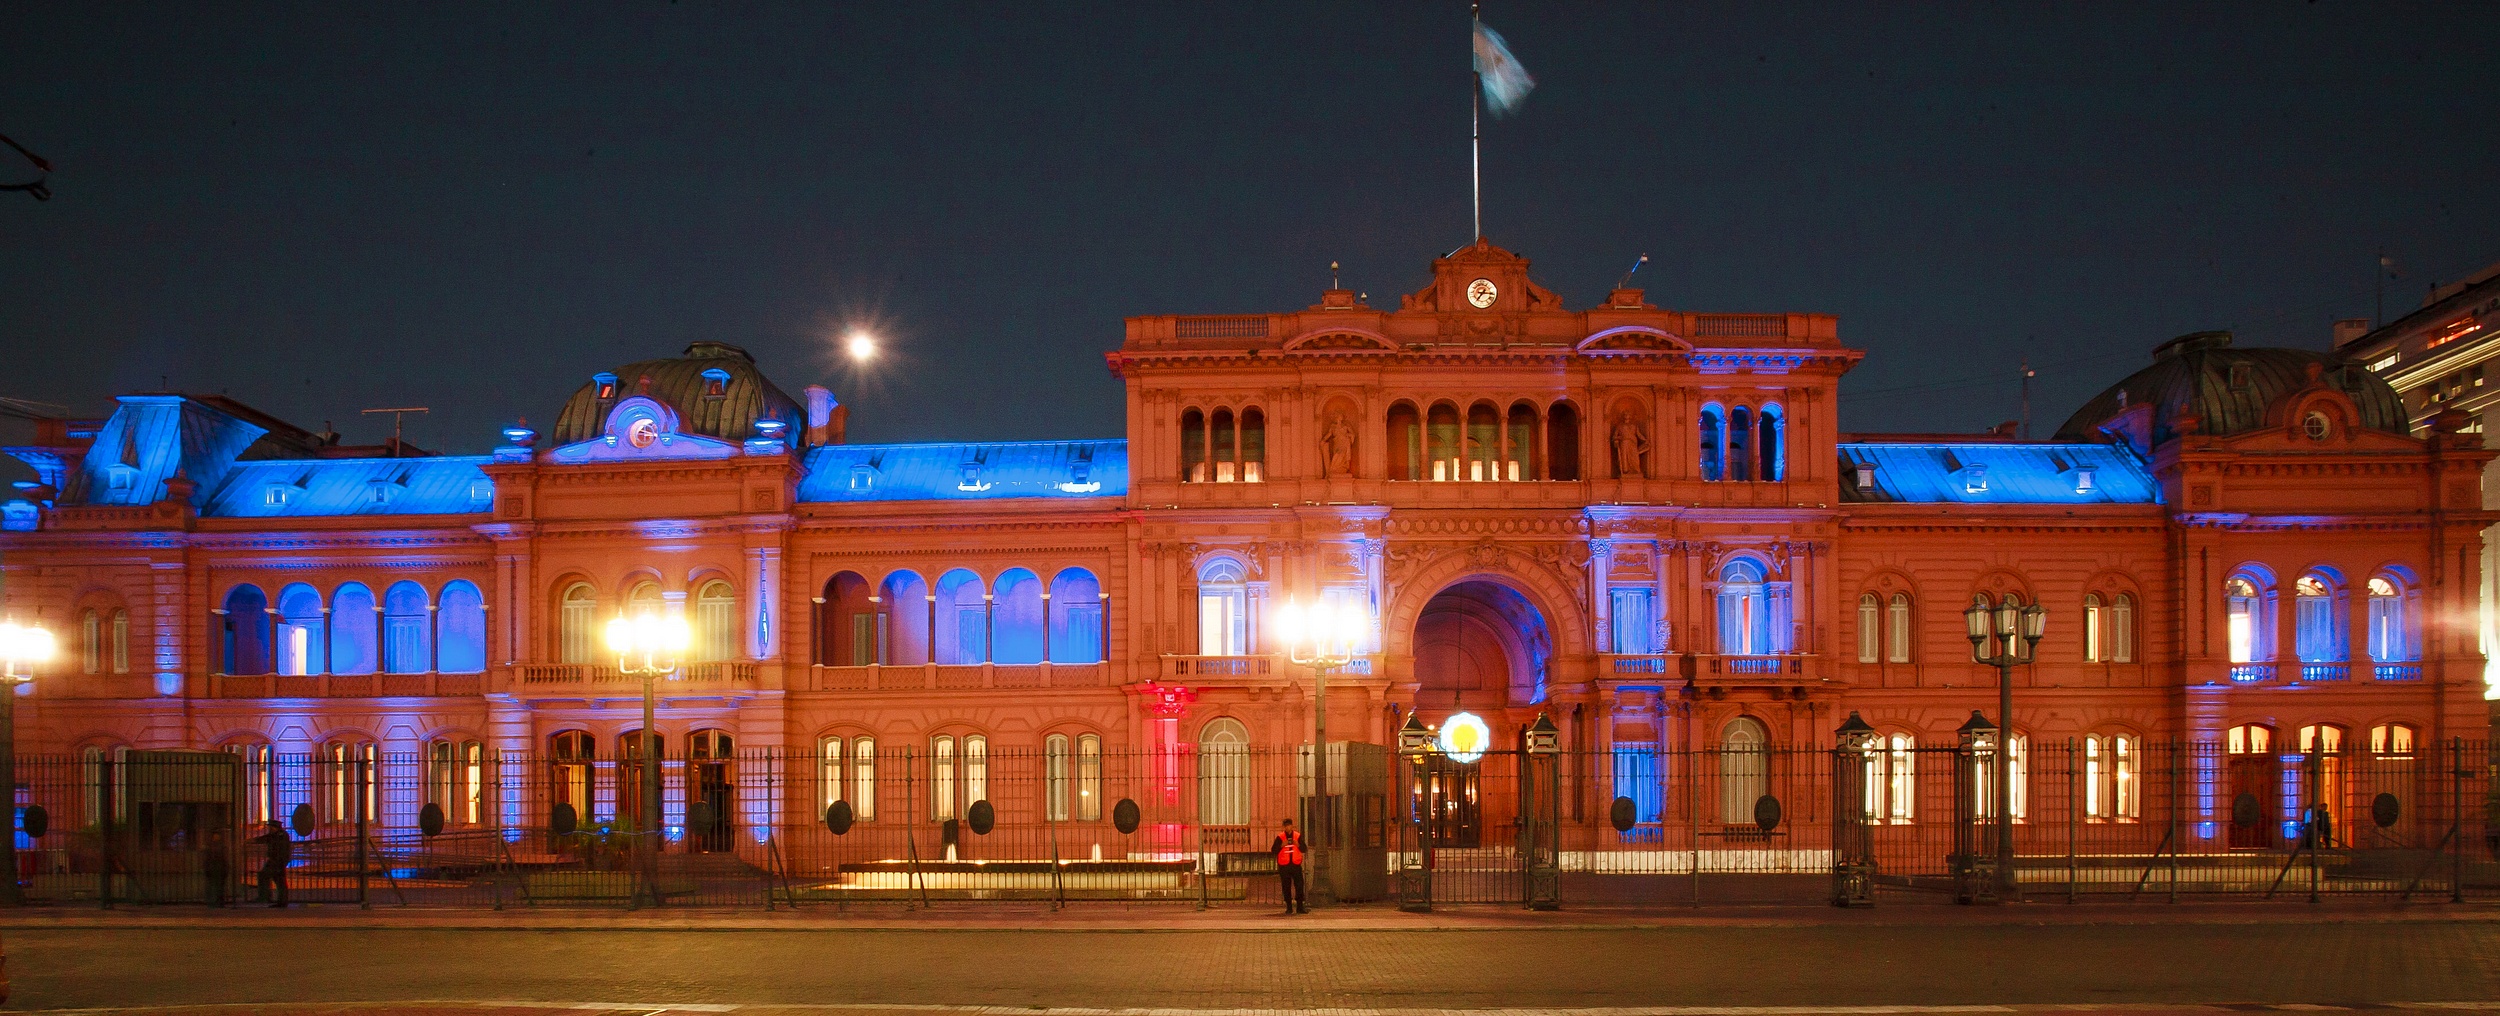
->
[1410, 580, 1552, 849]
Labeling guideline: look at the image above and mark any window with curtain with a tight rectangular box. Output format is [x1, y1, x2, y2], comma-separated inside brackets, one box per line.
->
[2367, 576, 2411, 661]
[2369, 722, 2415, 757]
[852, 736, 877, 821]
[1716, 560, 1769, 654]
[382, 581, 431, 674]
[931, 735, 957, 820]
[276, 584, 325, 676]
[1886, 593, 1912, 663]
[1865, 733, 1914, 823]
[1196, 558, 1247, 656]
[963, 734, 988, 810]
[559, 583, 598, 664]
[818, 735, 844, 813]
[2084, 736, 2137, 820]
[2225, 577, 2261, 663]
[1614, 745, 1662, 825]
[1046, 734, 1072, 821]
[1856, 594, 1880, 663]
[695, 580, 738, 662]
[1077, 734, 1102, 821]
[1973, 732, 2027, 821]
[1611, 587, 1655, 655]
[2294, 573, 2339, 663]
[2084, 594, 2104, 662]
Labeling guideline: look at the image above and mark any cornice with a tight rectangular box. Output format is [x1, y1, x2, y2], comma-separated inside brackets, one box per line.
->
[188, 530, 491, 553]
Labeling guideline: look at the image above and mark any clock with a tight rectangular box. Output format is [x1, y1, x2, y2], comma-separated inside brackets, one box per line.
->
[1466, 277, 1499, 309]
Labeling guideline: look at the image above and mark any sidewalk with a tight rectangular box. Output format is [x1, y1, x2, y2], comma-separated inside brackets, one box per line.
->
[8, 897, 2497, 931]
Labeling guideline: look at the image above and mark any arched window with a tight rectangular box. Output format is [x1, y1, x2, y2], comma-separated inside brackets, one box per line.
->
[817, 734, 845, 814]
[382, 581, 431, 673]
[822, 571, 878, 666]
[1719, 717, 1768, 824]
[2083, 594, 2104, 663]
[1856, 594, 1880, 663]
[275, 584, 325, 676]
[618, 727, 662, 830]
[1239, 407, 1265, 483]
[1887, 593, 1912, 663]
[1387, 402, 1422, 480]
[2294, 572, 2343, 663]
[1077, 733, 1102, 821]
[624, 578, 661, 618]
[1210, 409, 1237, 482]
[219, 585, 273, 676]
[2368, 575, 2414, 662]
[2369, 722, 2416, 757]
[2227, 723, 2273, 754]
[110, 609, 128, 674]
[1049, 568, 1104, 663]
[694, 579, 738, 662]
[1715, 559, 1770, 655]
[436, 580, 486, 674]
[1758, 404, 1785, 481]
[1465, 401, 1501, 481]
[963, 734, 988, 811]
[1864, 732, 1915, 823]
[1698, 404, 1725, 482]
[2224, 575, 2269, 663]
[322, 738, 379, 826]
[880, 571, 929, 666]
[931, 734, 958, 820]
[1505, 401, 1538, 481]
[2110, 594, 2135, 663]
[80, 609, 99, 674]
[852, 736, 877, 821]
[558, 583, 598, 664]
[227, 741, 277, 825]
[550, 730, 594, 826]
[1727, 406, 1754, 482]
[1199, 718, 1251, 827]
[934, 569, 987, 664]
[1545, 401, 1581, 481]
[1974, 732, 2028, 821]
[992, 568, 1044, 664]
[2084, 734, 2139, 821]
[330, 583, 378, 675]
[1426, 402, 1461, 482]
[1046, 733, 1074, 821]
[1197, 558, 1248, 656]
[1180, 408, 1207, 483]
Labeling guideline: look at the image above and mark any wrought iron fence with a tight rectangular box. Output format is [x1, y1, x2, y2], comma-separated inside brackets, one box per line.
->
[10, 739, 2492, 909]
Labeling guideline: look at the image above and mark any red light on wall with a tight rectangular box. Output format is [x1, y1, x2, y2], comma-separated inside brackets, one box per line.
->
[2427, 316, 2482, 349]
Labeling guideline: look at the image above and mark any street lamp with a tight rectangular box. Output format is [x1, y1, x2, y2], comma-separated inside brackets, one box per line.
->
[1964, 598, 2045, 902]
[606, 610, 688, 906]
[0, 619, 57, 905]
[1274, 597, 1370, 907]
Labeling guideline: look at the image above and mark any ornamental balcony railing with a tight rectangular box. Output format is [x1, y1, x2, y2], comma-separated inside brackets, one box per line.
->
[209, 671, 487, 699]
[2299, 662, 2351, 683]
[2227, 660, 2422, 684]
[2374, 662, 2424, 681]
[801, 662, 1107, 692]
[2228, 662, 2279, 684]
[1601, 654, 1675, 676]
[1162, 654, 1375, 682]
[515, 661, 758, 690]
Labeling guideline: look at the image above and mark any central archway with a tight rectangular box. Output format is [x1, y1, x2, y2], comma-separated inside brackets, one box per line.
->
[1411, 580, 1552, 715]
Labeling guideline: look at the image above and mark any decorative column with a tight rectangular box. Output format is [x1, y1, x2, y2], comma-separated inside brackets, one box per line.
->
[1589, 538, 1614, 655]
[1653, 538, 1672, 653]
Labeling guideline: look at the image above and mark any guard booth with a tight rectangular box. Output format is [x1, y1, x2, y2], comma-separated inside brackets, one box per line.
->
[116, 750, 242, 903]
[1300, 741, 1389, 901]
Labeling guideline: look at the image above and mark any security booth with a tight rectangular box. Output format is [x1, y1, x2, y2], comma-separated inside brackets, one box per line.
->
[1305, 741, 1389, 902]
[117, 749, 242, 904]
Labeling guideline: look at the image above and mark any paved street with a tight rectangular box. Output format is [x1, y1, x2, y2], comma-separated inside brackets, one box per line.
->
[9, 910, 2500, 1013]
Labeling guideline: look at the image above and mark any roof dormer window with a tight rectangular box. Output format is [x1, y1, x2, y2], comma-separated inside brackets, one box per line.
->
[1963, 464, 1989, 495]
[264, 484, 297, 507]
[2228, 364, 2252, 390]
[594, 372, 618, 400]
[701, 368, 730, 400]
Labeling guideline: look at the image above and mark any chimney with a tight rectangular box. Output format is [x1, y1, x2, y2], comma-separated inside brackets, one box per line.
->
[2332, 318, 2372, 350]
[804, 385, 845, 446]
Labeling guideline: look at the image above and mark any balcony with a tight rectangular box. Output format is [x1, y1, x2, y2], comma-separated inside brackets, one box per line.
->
[1692, 654, 1821, 692]
[2297, 662, 2351, 683]
[515, 661, 758, 696]
[209, 672, 486, 699]
[1601, 654, 1676, 677]
[1168, 655, 1274, 679]
[2374, 662, 2423, 681]
[800, 662, 1107, 692]
[2227, 663, 2279, 684]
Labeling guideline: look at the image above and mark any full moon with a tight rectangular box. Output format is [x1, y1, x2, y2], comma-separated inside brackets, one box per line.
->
[845, 331, 877, 362]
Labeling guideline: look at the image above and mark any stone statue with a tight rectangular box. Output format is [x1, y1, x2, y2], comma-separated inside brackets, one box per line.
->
[1610, 413, 1650, 479]
[1321, 411, 1357, 478]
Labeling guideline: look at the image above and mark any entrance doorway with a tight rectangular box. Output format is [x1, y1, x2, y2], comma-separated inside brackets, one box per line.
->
[689, 729, 734, 852]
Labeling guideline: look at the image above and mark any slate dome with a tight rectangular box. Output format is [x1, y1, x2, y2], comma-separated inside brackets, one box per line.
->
[2055, 331, 2407, 446]
[551, 341, 806, 448]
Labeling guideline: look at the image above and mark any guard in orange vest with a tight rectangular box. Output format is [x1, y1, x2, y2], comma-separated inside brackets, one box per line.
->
[1270, 818, 1307, 914]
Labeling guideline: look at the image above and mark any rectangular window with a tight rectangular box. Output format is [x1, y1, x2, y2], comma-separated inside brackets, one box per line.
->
[2085, 602, 2103, 662]
[1610, 587, 1654, 655]
[850, 614, 880, 666]
[1076, 734, 1102, 821]
[1857, 597, 1879, 663]
[852, 737, 876, 821]
[1610, 745, 1661, 825]
[2111, 597, 2134, 663]
[1046, 736, 1071, 821]
[112, 610, 130, 673]
[932, 736, 956, 820]
[1198, 590, 1245, 656]
[820, 737, 844, 813]
[1886, 597, 1911, 663]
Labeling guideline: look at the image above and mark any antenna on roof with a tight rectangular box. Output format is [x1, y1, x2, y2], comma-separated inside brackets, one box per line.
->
[1615, 253, 1649, 290]
[361, 407, 429, 458]
[2019, 358, 2035, 440]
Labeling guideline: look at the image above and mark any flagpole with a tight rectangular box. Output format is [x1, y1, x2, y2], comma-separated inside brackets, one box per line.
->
[1471, 2, 1482, 241]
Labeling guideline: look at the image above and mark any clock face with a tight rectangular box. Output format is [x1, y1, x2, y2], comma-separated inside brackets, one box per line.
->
[1466, 277, 1499, 309]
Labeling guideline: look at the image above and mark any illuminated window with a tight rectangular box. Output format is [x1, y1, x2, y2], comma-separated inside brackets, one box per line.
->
[1715, 559, 1771, 655]
[964, 734, 988, 812]
[2294, 572, 2341, 663]
[593, 372, 618, 400]
[550, 730, 595, 825]
[330, 583, 378, 675]
[80, 609, 99, 674]
[1046, 734, 1073, 821]
[2368, 575, 2414, 661]
[700, 368, 730, 399]
[1179, 409, 1207, 482]
[1887, 593, 1912, 663]
[227, 742, 277, 825]
[931, 735, 958, 820]
[276, 584, 326, 676]
[558, 583, 598, 664]
[818, 735, 844, 814]
[1699, 404, 1726, 482]
[2084, 734, 2138, 821]
[1973, 732, 2026, 821]
[1727, 406, 1754, 482]
[1610, 587, 1655, 655]
[1426, 402, 1461, 481]
[1199, 718, 1251, 826]
[382, 581, 431, 674]
[852, 736, 876, 821]
[1864, 733, 1915, 824]
[2369, 723, 2416, 757]
[428, 737, 485, 825]
[2110, 595, 2134, 663]
[1196, 558, 1247, 656]
[2225, 576, 2266, 663]
[2303, 412, 2331, 441]
[436, 580, 486, 674]
[694, 580, 738, 662]
[1076, 733, 1102, 821]
[2227, 723, 2272, 755]
[322, 739, 379, 826]
[2084, 593, 2104, 662]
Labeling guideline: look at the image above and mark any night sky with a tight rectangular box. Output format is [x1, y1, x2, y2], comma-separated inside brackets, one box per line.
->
[2, 2, 2495, 454]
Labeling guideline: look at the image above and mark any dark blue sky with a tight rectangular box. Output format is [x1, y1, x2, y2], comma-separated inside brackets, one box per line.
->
[2, 2, 2494, 452]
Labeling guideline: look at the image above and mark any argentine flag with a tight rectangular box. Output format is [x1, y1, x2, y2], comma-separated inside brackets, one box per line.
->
[1473, 22, 1535, 117]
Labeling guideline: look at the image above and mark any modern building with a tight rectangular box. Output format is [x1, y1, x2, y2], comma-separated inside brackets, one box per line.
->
[2337, 259, 2500, 705]
[2, 240, 2485, 865]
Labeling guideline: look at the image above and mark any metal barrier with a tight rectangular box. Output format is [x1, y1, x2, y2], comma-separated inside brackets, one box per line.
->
[8, 740, 2491, 909]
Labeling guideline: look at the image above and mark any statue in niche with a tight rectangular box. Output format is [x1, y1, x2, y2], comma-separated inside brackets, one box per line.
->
[1321, 411, 1357, 478]
[1610, 412, 1650, 479]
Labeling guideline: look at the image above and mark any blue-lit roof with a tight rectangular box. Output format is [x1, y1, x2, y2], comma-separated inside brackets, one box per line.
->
[1839, 442, 2159, 505]
[201, 456, 496, 518]
[798, 440, 1127, 503]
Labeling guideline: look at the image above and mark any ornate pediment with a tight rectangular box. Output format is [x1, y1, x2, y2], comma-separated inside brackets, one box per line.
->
[1282, 328, 1398, 353]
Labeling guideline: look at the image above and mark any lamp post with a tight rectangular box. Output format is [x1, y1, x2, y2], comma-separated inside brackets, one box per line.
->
[1397, 711, 1436, 912]
[1964, 599, 2045, 903]
[1274, 597, 1370, 908]
[1523, 712, 1562, 910]
[0, 620, 56, 905]
[606, 610, 688, 907]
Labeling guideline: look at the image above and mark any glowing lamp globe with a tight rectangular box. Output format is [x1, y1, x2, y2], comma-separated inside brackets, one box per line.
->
[1437, 711, 1491, 764]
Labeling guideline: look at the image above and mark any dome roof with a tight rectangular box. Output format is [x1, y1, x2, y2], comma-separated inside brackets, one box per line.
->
[2055, 331, 2407, 446]
[552, 341, 805, 448]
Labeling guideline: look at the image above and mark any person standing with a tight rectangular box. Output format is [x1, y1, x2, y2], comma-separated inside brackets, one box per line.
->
[1269, 818, 1306, 915]
[252, 820, 291, 908]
